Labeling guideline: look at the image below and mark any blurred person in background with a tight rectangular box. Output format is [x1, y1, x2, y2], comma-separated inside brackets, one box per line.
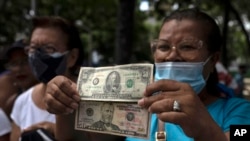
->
[3, 39, 39, 116]
[0, 39, 38, 141]
[0, 45, 15, 141]
[10, 16, 84, 141]
[234, 64, 248, 98]
[215, 61, 238, 98]
[5, 39, 38, 92]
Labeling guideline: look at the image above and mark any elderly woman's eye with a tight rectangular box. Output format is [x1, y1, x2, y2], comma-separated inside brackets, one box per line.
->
[179, 45, 197, 51]
[157, 44, 170, 51]
[44, 46, 56, 53]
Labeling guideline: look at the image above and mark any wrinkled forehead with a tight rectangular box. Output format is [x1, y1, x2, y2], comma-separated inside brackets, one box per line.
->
[159, 19, 208, 44]
[30, 27, 68, 51]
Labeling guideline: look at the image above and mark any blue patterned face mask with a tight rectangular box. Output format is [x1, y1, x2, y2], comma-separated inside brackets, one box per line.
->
[154, 57, 210, 94]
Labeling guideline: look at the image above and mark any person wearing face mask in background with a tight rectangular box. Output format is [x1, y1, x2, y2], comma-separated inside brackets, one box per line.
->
[0, 39, 38, 141]
[10, 16, 84, 141]
[2, 39, 39, 116]
[0, 48, 15, 141]
[43, 8, 250, 141]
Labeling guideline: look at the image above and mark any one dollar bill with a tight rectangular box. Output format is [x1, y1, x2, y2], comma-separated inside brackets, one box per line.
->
[77, 63, 153, 102]
[75, 101, 150, 138]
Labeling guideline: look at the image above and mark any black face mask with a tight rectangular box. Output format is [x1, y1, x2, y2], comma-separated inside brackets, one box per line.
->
[28, 49, 67, 83]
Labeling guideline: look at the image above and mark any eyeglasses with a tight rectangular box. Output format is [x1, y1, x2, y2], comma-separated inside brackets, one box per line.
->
[25, 45, 57, 55]
[151, 39, 204, 58]
[5, 57, 29, 70]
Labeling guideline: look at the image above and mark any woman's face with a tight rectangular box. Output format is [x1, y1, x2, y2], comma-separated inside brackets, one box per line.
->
[153, 19, 219, 78]
[153, 19, 211, 63]
[30, 27, 68, 53]
[8, 49, 38, 90]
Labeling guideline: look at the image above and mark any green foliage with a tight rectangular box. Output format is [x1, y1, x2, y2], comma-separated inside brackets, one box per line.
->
[0, 0, 249, 66]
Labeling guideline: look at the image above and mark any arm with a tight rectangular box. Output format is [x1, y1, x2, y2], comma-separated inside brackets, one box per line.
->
[10, 122, 21, 141]
[45, 76, 79, 140]
[0, 133, 10, 141]
[193, 121, 228, 141]
[22, 121, 55, 137]
[0, 73, 18, 108]
[56, 112, 79, 140]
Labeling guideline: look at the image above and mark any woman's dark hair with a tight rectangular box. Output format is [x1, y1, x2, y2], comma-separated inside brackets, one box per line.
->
[31, 16, 84, 75]
[161, 8, 222, 96]
[162, 8, 222, 53]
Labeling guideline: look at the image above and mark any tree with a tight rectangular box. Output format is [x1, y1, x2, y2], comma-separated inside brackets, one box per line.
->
[115, 0, 135, 65]
[1, 0, 249, 68]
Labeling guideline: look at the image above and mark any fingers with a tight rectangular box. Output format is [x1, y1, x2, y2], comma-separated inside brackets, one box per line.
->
[148, 98, 175, 113]
[157, 112, 186, 125]
[50, 80, 78, 108]
[144, 79, 181, 97]
[56, 76, 80, 101]
[137, 79, 198, 122]
[45, 93, 74, 114]
[22, 125, 40, 133]
[139, 80, 193, 109]
[138, 89, 181, 108]
[22, 122, 55, 135]
[45, 76, 80, 115]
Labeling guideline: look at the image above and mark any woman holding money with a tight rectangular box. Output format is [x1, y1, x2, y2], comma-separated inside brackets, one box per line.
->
[44, 8, 250, 141]
[10, 16, 85, 141]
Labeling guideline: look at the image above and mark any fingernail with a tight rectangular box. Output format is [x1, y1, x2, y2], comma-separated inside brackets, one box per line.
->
[70, 102, 79, 109]
[138, 98, 145, 107]
[66, 108, 74, 114]
[72, 95, 81, 102]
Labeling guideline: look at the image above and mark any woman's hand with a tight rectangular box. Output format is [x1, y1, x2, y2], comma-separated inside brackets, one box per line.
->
[138, 79, 225, 140]
[44, 75, 80, 115]
[22, 121, 55, 136]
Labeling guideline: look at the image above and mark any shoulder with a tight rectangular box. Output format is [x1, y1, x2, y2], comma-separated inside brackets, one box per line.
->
[208, 98, 250, 131]
[15, 87, 34, 102]
[212, 97, 250, 110]
[224, 97, 250, 108]
[226, 97, 250, 106]
[222, 98, 250, 123]
[13, 87, 34, 109]
[208, 97, 250, 118]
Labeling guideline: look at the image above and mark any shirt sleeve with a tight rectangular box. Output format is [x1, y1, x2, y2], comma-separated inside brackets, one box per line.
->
[10, 94, 24, 127]
[222, 98, 250, 131]
[0, 108, 11, 136]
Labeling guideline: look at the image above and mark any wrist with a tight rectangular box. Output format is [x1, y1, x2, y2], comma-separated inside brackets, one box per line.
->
[194, 122, 227, 141]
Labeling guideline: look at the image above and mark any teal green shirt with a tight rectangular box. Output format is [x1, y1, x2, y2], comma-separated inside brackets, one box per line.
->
[126, 98, 250, 141]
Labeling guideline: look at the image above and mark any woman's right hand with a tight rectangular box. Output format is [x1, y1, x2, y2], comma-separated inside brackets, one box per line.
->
[44, 75, 80, 114]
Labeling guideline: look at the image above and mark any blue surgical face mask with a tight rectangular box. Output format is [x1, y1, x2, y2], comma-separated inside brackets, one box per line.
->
[28, 49, 68, 83]
[154, 57, 211, 94]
